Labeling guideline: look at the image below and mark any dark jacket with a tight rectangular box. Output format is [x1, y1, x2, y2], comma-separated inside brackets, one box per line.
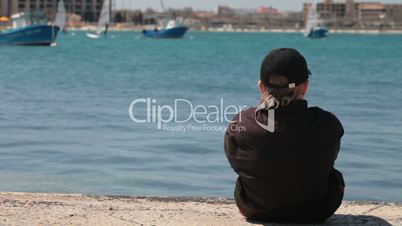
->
[224, 99, 345, 223]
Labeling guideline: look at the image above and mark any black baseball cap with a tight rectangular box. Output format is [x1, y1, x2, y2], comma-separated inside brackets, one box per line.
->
[260, 48, 311, 89]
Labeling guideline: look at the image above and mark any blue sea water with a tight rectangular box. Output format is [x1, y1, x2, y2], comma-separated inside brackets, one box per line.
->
[0, 31, 401, 202]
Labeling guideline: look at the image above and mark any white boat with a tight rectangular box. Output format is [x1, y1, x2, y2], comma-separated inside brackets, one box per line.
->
[86, 0, 110, 39]
[86, 33, 102, 39]
[55, 0, 66, 32]
[304, 1, 328, 39]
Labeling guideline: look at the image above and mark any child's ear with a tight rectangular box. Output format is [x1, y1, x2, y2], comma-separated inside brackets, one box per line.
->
[301, 80, 310, 96]
[258, 80, 266, 95]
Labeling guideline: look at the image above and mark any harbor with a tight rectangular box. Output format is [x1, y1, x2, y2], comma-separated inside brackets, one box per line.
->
[1, 0, 402, 45]
[0, 1, 401, 225]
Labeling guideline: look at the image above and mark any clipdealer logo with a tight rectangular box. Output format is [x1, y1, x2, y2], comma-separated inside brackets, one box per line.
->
[128, 98, 248, 132]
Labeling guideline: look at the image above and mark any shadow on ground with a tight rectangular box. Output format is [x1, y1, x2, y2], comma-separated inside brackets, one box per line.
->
[247, 214, 393, 226]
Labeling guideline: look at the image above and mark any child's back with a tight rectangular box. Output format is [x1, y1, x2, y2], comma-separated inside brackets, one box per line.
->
[224, 48, 345, 223]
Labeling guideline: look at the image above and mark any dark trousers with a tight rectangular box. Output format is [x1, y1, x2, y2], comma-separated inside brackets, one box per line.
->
[238, 169, 345, 223]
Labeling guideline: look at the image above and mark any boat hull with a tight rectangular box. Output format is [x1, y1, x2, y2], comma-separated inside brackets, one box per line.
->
[142, 26, 188, 39]
[86, 33, 102, 39]
[0, 25, 59, 46]
[306, 27, 328, 39]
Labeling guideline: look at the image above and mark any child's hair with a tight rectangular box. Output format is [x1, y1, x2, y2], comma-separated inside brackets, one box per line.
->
[260, 75, 304, 108]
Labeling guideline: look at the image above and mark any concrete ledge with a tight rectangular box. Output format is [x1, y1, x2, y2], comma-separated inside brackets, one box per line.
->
[0, 192, 401, 225]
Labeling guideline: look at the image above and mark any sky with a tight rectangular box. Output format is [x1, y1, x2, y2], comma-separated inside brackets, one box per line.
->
[115, 0, 402, 11]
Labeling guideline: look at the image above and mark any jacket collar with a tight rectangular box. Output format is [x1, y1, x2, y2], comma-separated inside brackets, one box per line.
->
[275, 99, 308, 113]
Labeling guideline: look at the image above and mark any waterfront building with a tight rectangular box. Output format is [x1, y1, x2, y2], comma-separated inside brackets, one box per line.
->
[0, 0, 103, 21]
[303, 0, 402, 28]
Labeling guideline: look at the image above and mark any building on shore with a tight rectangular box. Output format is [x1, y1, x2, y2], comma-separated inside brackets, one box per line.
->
[356, 3, 386, 27]
[303, 0, 355, 27]
[215, 5, 233, 16]
[384, 4, 402, 28]
[303, 0, 402, 28]
[0, 0, 103, 22]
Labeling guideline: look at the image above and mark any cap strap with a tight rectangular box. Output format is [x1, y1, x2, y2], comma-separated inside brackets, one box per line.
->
[266, 82, 297, 89]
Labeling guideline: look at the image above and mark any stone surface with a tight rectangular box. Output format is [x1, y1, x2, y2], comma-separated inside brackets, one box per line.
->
[0, 192, 400, 225]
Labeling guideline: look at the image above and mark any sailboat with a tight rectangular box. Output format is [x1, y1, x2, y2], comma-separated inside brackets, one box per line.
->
[86, 0, 111, 39]
[142, 0, 188, 38]
[55, 0, 67, 33]
[304, 1, 328, 39]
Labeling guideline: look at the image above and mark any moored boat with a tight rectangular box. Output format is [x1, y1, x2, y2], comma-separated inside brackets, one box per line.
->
[304, 1, 328, 39]
[0, 12, 59, 46]
[142, 20, 188, 39]
[306, 27, 328, 39]
[142, 0, 188, 39]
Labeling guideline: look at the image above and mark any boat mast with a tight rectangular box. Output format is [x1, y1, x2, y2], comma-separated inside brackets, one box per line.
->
[160, 0, 166, 12]
[109, 0, 112, 24]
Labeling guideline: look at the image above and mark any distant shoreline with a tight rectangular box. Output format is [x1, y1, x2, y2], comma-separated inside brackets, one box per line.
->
[2, 23, 399, 34]
[72, 26, 402, 34]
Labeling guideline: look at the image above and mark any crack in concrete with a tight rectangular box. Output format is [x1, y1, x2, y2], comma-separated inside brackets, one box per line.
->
[362, 203, 388, 215]
[109, 212, 144, 225]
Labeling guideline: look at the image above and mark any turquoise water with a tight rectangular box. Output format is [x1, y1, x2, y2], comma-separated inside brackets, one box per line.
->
[0, 31, 401, 202]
